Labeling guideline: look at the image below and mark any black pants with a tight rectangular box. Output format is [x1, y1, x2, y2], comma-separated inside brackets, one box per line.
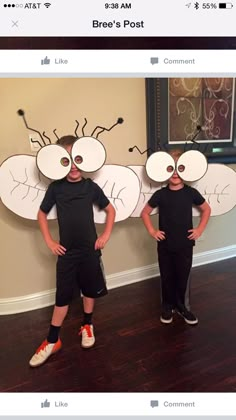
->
[157, 246, 193, 310]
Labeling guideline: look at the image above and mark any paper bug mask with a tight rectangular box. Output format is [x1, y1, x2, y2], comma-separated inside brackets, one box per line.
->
[145, 150, 208, 183]
[17, 109, 124, 180]
[130, 125, 208, 183]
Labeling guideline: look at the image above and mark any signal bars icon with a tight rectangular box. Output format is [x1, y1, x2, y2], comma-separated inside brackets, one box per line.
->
[44, 2, 51, 8]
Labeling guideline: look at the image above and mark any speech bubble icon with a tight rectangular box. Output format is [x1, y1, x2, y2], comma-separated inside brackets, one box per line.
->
[150, 400, 159, 408]
[150, 57, 159, 65]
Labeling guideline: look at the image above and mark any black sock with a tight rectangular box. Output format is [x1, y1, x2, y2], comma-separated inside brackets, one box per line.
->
[82, 312, 93, 325]
[47, 324, 61, 343]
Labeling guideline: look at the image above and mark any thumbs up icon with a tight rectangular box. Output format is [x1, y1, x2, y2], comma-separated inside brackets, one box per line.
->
[41, 399, 50, 408]
[41, 56, 50, 65]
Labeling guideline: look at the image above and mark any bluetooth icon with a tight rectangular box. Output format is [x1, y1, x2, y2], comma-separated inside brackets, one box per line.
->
[194, 2, 199, 8]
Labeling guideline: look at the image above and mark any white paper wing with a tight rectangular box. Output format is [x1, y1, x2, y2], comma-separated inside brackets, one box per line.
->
[191, 163, 236, 216]
[0, 155, 57, 220]
[85, 164, 140, 223]
[128, 165, 165, 217]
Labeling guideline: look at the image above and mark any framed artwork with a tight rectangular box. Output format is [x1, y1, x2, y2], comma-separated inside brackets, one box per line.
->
[146, 78, 236, 163]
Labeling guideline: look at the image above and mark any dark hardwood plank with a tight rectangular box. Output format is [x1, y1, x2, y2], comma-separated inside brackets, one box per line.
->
[1, 257, 236, 392]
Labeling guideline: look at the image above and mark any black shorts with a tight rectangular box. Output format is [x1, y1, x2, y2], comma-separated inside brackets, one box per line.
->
[55, 251, 108, 306]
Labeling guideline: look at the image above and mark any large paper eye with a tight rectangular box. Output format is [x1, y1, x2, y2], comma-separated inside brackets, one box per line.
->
[71, 137, 106, 172]
[37, 145, 71, 180]
[176, 150, 208, 182]
[146, 151, 175, 182]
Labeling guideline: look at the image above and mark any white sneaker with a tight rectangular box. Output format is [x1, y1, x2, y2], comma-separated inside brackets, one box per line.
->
[29, 339, 62, 367]
[79, 324, 95, 348]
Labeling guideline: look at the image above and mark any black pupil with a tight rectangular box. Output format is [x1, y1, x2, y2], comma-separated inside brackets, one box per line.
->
[167, 165, 174, 173]
[75, 155, 83, 164]
[178, 164, 185, 172]
[61, 157, 69, 166]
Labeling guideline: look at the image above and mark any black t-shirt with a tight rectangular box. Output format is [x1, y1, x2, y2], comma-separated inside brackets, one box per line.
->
[40, 178, 110, 253]
[148, 185, 205, 251]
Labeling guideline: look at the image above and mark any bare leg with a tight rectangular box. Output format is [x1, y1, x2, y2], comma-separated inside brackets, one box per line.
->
[51, 305, 69, 326]
[83, 296, 95, 313]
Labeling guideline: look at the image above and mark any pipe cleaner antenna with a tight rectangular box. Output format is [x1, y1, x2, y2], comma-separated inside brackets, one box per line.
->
[17, 109, 46, 147]
[43, 132, 52, 144]
[92, 117, 124, 139]
[53, 129, 59, 140]
[190, 125, 202, 150]
[82, 118, 88, 136]
[128, 145, 154, 155]
[74, 120, 80, 138]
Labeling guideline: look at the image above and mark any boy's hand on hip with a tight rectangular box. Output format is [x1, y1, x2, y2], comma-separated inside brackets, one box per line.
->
[188, 228, 202, 240]
[47, 239, 67, 256]
[150, 229, 166, 241]
[95, 233, 110, 250]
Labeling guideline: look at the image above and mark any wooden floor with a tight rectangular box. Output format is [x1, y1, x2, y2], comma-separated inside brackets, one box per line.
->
[1, 257, 236, 392]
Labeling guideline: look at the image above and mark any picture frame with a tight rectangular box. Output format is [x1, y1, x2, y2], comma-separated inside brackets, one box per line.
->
[146, 78, 236, 163]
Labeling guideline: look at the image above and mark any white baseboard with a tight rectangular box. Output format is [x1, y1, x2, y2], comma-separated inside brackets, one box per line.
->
[0, 289, 56, 316]
[1, 245, 236, 315]
[193, 245, 236, 267]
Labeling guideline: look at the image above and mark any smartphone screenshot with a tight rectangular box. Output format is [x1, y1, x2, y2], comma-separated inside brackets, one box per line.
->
[0, 1, 236, 419]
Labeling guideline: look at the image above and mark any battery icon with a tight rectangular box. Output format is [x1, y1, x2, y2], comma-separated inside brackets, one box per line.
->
[219, 3, 233, 7]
